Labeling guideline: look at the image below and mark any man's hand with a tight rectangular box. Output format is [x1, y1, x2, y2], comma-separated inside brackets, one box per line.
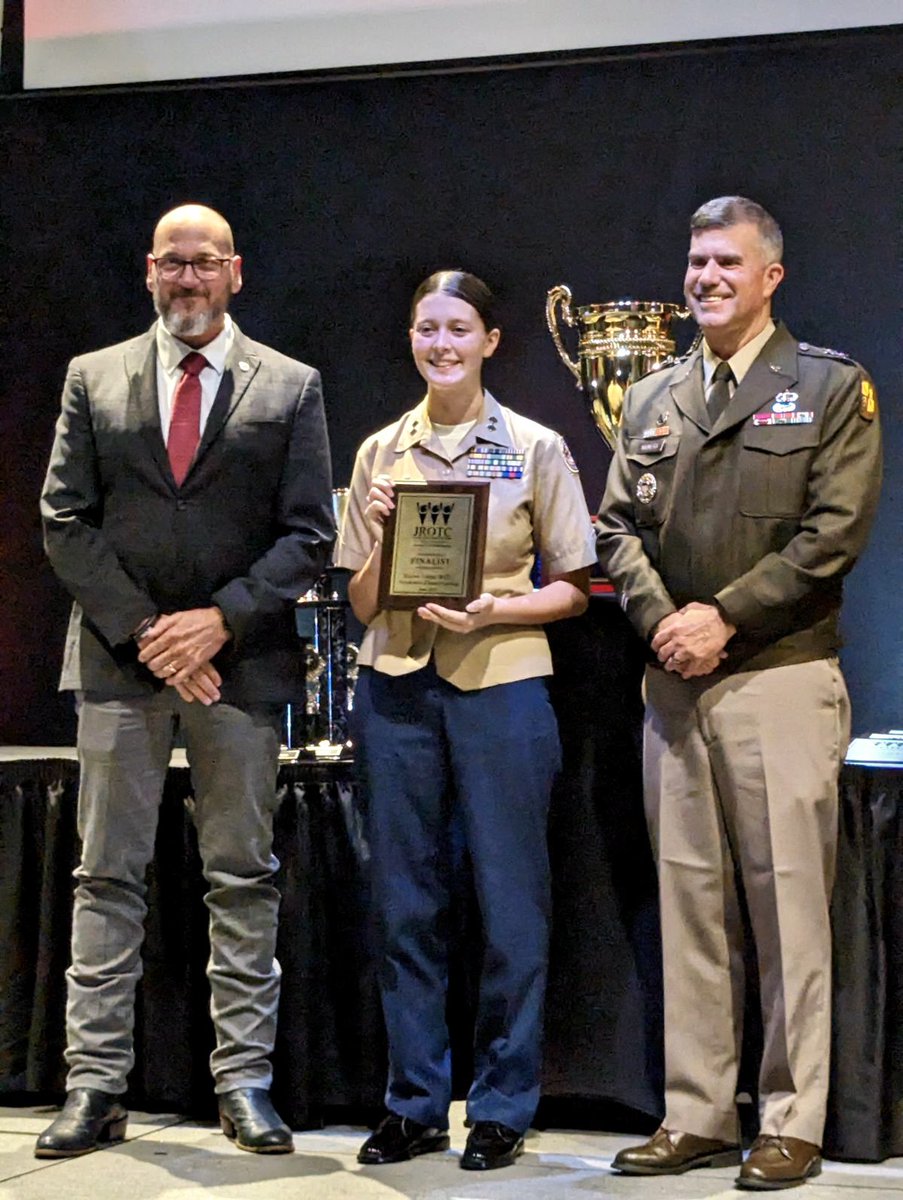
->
[417, 593, 497, 634]
[137, 607, 231, 684]
[172, 661, 223, 705]
[651, 601, 735, 680]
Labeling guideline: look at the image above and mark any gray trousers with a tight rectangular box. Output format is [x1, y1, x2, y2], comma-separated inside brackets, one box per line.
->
[65, 691, 283, 1096]
[644, 658, 850, 1147]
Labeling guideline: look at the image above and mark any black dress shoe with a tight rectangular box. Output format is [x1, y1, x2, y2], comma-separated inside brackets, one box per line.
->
[612, 1126, 741, 1175]
[34, 1088, 128, 1158]
[357, 1112, 450, 1164]
[218, 1088, 294, 1154]
[460, 1120, 525, 1170]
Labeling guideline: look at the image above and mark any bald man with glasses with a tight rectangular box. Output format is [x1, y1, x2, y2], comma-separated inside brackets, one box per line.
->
[37, 204, 334, 1158]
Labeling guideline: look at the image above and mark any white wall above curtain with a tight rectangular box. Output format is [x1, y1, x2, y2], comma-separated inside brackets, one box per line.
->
[23, 0, 903, 89]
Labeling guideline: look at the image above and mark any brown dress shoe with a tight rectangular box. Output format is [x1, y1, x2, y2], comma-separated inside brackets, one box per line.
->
[612, 1126, 741, 1175]
[737, 1135, 822, 1190]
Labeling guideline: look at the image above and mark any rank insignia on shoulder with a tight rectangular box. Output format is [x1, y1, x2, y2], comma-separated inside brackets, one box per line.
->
[636, 472, 657, 504]
[859, 378, 878, 421]
[559, 437, 580, 474]
[798, 341, 857, 366]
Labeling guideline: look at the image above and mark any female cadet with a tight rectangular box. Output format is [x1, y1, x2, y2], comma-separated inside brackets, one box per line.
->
[334, 270, 595, 1171]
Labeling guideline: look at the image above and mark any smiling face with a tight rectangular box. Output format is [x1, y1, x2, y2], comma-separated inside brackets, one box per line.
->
[409, 291, 500, 402]
[146, 205, 243, 347]
[684, 221, 784, 359]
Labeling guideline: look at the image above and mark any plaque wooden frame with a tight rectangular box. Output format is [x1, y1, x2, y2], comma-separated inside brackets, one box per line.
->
[377, 480, 489, 611]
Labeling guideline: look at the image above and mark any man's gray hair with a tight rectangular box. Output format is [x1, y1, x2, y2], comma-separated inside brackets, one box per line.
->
[690, 196, 784, 263]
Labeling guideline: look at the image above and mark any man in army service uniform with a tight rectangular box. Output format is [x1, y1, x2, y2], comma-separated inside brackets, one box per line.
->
[596, 196, 881, 1191]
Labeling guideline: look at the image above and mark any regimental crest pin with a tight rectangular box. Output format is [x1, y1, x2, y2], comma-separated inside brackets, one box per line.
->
[636, 472, 657, 504]
[772, 391, 798, 412]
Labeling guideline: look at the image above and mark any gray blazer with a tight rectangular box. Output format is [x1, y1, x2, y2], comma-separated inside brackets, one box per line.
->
[41, 322, 335, 703]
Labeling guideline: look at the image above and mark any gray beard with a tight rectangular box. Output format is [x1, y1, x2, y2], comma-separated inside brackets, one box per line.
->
[154, 295, 227, 339]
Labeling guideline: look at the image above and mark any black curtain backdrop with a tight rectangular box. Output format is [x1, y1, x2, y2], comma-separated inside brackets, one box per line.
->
[1, 27, 900, 744]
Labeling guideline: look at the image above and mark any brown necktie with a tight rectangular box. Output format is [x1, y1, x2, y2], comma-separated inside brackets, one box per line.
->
[167, 352, 207, 485]
[707, 360, 735, 425]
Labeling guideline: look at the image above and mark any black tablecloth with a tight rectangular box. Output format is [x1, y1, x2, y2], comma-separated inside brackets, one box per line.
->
[0, 757, 388, 1128]
[1, 599, 900, 1158]
[825, 764, 903, 1160]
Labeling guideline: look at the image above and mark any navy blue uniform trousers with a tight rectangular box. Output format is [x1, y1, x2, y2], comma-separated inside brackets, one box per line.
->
[353, 661, 561, 1134]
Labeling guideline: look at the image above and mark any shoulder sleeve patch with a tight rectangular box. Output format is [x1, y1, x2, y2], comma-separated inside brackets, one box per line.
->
[859, 377, 878, 422]
[559, 436, 580, 473]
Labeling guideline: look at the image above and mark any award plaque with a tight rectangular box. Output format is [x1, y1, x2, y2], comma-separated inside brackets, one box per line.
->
[378, 481, 489, 610]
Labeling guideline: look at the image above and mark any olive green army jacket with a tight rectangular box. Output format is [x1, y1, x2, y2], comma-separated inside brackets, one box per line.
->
[596, 322, 882, 673]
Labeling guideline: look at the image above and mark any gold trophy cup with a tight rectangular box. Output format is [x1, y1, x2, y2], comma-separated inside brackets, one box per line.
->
[546, 286, 692, 450]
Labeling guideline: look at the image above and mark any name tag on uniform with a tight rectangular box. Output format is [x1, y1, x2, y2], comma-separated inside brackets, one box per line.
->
[639, 438, 667, 452]
[467, 448, 525, 478]
[752, 411, 815, 426]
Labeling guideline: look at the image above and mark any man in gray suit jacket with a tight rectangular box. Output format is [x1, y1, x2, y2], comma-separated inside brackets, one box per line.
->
[37, 204, 334, 1158]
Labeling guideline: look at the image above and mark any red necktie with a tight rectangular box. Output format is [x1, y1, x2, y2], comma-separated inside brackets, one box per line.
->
[167, 352, 207, 486]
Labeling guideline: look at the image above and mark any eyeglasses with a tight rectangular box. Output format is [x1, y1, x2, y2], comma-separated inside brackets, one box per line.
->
[150, 255, 234, 280]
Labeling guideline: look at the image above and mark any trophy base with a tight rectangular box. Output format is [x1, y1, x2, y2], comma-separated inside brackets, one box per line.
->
[279, 740, 354, 765]
[299, 739, 354, 763]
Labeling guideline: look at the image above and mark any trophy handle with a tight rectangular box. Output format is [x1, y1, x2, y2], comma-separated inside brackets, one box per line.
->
[545, 284, 581, 383]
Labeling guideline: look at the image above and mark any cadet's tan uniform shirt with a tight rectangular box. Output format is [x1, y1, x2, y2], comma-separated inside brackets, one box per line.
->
[335, 392, 596, 690]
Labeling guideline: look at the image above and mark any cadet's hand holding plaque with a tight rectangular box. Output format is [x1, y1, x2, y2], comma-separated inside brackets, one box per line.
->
[418, 589, 497, 631]
[364, 473, 396, 543]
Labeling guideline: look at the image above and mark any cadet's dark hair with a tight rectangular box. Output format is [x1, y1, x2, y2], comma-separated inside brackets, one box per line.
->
[690, 196, 784, 263]
[410, 270, 499, 331]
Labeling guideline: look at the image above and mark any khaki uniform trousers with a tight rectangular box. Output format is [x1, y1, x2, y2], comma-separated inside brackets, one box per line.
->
[643, 658, 850, 1146]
